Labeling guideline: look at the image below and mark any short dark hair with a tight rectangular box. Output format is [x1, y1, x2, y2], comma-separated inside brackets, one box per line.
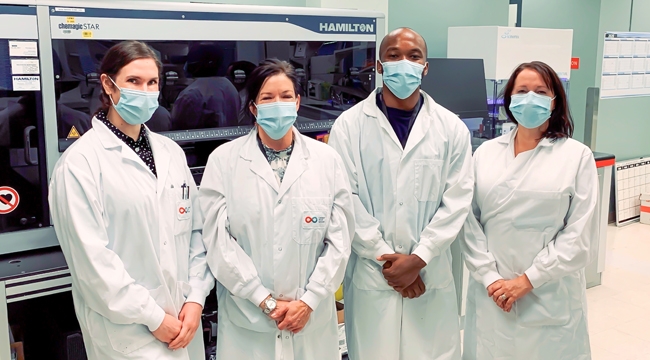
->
[244, 59, 300, 123]
[502, 61, 574, 140]
[186, 43, 224, 78]
[96, 41, 161, 116]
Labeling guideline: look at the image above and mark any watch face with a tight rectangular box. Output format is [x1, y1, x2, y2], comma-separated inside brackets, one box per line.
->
[267, 298, 277, 309]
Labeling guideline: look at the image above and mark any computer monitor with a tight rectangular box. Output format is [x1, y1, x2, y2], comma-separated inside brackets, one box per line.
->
[421, 58, 489, 123]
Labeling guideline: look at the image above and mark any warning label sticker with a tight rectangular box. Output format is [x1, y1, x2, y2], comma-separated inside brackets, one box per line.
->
[67, 126, 80, 139]
[0, 186, 20, 215]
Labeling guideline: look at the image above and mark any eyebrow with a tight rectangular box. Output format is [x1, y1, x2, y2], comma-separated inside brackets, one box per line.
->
[124, 75, 159, 81]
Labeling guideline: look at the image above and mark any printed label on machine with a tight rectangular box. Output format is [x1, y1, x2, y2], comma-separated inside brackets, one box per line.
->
[12, 76, 40, 91]
[8, 41, 38, 57]
[10, 59, 40, 75]
[0, 186, 20, 215]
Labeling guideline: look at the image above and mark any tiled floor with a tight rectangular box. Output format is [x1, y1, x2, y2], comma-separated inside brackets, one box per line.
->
[588, 222, 650, 360]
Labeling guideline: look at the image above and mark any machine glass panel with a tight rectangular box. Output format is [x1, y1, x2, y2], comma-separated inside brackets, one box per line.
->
[0, 5, 50, 235]
[49, 6, 378, 183]
[53, 39, 375, 182]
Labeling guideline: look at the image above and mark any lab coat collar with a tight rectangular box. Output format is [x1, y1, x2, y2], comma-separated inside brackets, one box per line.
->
[497, 127, 554, 147]
[361, 88, 435, 159]
[277, 128, 309, 199]
[146, 128, 171, 197]
[241, 127, 309, 195]
[93, 117, 165, 183]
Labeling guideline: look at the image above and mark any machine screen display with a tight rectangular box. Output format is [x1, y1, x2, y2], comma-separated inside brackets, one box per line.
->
[53, 39, 377, 162]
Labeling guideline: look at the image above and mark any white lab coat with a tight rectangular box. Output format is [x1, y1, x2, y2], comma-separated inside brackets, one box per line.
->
[460, 129, 598, 360]
[328, 89, 473, 360]
[199, 128, 354, 360]
[49, 117, 214, 360]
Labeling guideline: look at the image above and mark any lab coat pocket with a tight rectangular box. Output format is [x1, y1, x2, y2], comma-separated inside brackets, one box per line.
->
[414, 159, 444, 202]
[516, 278, 571, 327]
[102, 316, 156, 355]
[511, 190, 565, 231]
[293, 197, 332, 245]
[174, 199, 192, 236]
[420, 251, 454, 289]
[351, 257, 394, 291]
[223, 292, 277, 333]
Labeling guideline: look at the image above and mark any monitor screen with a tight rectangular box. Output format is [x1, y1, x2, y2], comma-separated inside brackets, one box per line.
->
[420, 58, 489, 121]
[53, 39, 377, 156]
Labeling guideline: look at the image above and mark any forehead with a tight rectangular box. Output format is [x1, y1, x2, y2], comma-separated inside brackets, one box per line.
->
[260, 73, 294, 92]
[383, 31, 425, 52]
[514, 68, 549, 87]
[116, 58, 159, 78]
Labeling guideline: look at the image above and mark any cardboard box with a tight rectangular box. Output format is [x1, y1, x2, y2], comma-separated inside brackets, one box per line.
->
[336, 301, 344, 324]
[641, 194, 650, 225]
[11, 342, 24, 360]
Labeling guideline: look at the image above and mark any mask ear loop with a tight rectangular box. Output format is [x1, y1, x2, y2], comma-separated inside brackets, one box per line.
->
[107, 77, 121, 107]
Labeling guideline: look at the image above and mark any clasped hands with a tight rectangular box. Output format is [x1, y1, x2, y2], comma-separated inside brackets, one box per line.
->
[152, 302, 204, 350]
[487, 275, 534, 312]
[377, 253, 427, 299]
[261, 296, 313, 334]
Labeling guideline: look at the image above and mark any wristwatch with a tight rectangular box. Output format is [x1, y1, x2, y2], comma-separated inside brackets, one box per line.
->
[263, 297, 277, 314]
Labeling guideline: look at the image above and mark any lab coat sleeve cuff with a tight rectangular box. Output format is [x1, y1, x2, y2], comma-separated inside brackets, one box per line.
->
[481, 270, 504, 289]
[372, 242, 395, 265]
[412, 242, 441, 265]
[185, 288, 209, 308]
[524, 266, 547, 289]
[247, 284, 271, 308]
[141, 299, 166, 332]
[300, 290, 324, 311]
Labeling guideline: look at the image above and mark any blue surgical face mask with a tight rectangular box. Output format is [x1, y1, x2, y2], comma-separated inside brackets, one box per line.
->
[381, 59, 425, 99]
[109, 77, 159, 126]
[255, 101, 297, 140]
[509, 91, 555, 129]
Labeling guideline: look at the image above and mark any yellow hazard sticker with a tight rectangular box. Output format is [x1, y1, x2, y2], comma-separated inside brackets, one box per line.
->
[67, 126, 80, 139]
[82, 31, 93, 39]
[66, 17, 75, 24]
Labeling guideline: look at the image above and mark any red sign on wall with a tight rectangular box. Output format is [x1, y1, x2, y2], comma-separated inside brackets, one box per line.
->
[571, 57, 580, 69]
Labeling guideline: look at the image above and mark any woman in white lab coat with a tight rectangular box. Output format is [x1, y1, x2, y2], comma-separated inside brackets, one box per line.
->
[49, 41, 214, 360]
[199, 59, 354, 360]
[461, 61, 599, 360]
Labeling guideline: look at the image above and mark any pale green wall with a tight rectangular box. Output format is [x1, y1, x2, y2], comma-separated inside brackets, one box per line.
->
[387, 0, 510, 58]
[594, 0, 650, 161]
[521, 0, 601, 143]
[631, 0, 650, 32]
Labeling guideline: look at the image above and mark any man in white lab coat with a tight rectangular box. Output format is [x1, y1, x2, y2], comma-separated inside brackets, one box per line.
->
[328, 28, 473, 359]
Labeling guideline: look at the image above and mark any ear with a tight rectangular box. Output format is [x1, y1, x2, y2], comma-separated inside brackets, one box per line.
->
[422, 61, 429, 77]
[376, 59, 383, 75]
[100, 74, 114, 96]
[249, 102, 257, 118]
[295, 94, 301, 112]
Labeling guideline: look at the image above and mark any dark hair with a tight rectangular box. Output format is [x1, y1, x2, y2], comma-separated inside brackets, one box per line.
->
[96, 41, 161, 116]
[186, 43, 224, 78]
[244, 59, 300, 123]
[502, 61, 574, 140]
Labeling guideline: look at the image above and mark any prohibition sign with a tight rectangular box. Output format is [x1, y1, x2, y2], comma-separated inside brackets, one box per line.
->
[0, 186, 20, 215]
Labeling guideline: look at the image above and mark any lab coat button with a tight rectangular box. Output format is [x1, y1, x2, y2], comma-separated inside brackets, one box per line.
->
[278, 200, 282, 204]
[398, 245, 403, 249]
[278, 247, 282, 251]
[285, 336, 290, 339]
[279, 294, 283, 298]
[277, 335, 281, 339]
[399, 202, 403, 206]
[164, 241, 167, 245]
